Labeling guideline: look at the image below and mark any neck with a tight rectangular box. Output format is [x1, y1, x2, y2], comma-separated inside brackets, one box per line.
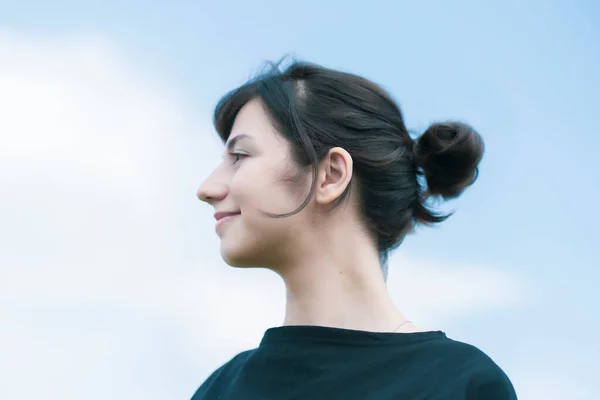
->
[277, 228, 411, 333]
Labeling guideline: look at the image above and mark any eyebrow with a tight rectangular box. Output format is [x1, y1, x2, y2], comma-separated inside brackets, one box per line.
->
[225, 133, 252, 152]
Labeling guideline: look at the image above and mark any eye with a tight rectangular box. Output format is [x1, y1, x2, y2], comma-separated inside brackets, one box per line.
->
[231, 152, 248, 164]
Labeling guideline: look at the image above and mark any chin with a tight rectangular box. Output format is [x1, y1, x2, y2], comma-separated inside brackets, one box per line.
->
[220, 241, 258, 268]
[218, 224, 286, 269]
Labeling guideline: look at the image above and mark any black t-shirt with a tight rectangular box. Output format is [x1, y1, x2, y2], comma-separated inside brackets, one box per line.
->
[192, 326, 517, 399]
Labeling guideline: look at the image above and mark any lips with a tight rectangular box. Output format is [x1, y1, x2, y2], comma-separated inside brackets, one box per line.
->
[214, 211, 241, 221]
[214, 211, 241, 233]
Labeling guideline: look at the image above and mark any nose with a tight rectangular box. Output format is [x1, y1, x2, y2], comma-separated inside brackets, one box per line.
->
[197, 168, 228, 205]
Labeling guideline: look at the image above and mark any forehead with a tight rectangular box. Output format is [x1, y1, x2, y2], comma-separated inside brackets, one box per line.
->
[228, 98, 281, 145]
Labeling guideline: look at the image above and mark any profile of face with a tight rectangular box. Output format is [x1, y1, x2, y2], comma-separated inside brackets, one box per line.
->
[197, 99, 312, 268]
[198, 61, 485, 274]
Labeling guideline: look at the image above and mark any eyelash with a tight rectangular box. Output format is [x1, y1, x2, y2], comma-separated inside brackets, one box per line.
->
[231, 152, 247, 164]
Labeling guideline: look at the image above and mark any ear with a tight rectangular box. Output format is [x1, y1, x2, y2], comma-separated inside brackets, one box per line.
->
[314, 147, 353, 205]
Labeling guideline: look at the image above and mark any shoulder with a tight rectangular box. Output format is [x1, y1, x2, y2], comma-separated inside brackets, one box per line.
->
[190, 349, 255, 399]
[203, 349, 255, 381]
[434, 336, 518, 399]
[396, 333, 516, 399]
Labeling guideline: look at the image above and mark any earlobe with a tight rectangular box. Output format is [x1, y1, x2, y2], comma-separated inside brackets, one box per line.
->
[315, 147, 353, 205]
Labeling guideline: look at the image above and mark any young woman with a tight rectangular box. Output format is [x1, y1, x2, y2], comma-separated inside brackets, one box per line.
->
[193, 60, 517, 399]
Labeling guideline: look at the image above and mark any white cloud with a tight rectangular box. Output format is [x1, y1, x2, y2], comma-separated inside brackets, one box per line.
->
[0, 30, 218, 399]
[511, 367, 594, 400]
[0, 30, 569, 399]
[385, 254, 528, 329]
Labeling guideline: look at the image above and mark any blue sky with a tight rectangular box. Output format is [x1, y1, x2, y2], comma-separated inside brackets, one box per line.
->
[1, 1, 598, 399]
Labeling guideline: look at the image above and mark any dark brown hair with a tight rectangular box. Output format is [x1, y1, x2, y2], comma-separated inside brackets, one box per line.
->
[213, 59, 484, 263]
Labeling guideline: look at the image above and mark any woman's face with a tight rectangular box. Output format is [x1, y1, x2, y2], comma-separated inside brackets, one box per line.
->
[197, 99, 310, 268]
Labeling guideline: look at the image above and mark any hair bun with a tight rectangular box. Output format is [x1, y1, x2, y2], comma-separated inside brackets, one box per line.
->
[414, 121, 484, 199]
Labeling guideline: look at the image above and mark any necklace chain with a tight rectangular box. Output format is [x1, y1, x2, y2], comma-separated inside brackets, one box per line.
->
[392, 320, 412, 333]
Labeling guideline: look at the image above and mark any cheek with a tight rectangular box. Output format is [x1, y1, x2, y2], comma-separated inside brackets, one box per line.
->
[230, 160, 305, 215]
[229, 163, 268, 210]
[221, 161, 311, 267]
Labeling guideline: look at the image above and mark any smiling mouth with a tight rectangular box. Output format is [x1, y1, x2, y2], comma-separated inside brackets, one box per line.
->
[214, 212, 241, 232]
